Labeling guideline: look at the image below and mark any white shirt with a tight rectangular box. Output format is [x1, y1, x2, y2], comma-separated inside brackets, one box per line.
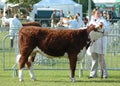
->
[77, 16, 85, 28]
[89, 16, 110, 54]
[9, 17, 22, 30]
[6, 17, 22, 35]
[4, 17, 22, 39]
[67, 19, 79, 29]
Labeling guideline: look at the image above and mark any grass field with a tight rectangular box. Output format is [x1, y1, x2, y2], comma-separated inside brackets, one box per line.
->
[0, 69, 120, 86]
[0, 31, 120, 86]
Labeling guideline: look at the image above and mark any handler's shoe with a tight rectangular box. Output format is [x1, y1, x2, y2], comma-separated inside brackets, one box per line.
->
[103, 76, 108, 79]
[88, 76, 95, 79]
[31, 77, 37, 81]
[19, 79, 24, 82]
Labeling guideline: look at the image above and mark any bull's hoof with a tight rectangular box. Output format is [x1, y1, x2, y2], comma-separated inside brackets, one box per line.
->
[70, 77, 76, 82]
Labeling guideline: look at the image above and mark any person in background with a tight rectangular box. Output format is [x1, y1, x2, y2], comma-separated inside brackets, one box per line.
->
[5, 14, 22, 48]
[60, 10, 64, 18]
[83, 17, 88, 25]
[103, 11, 107, 20]
[76, 13, 85, 28]
[67, 15, 79, 29]
[51, 10, 57, 28]
[66, 11, 71, 18]
[88, 8, 110, 78]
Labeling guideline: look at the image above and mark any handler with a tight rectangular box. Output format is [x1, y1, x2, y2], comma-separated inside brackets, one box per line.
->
[88, 8, 110, 78]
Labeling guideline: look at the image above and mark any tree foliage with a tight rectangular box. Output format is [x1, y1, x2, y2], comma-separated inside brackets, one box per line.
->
[7, 0, 41, 16]
[7, 0, 40, 7]
[7, 0, 95, 11]
[7, 0, 95, 17]
[73, 0, 95, 17]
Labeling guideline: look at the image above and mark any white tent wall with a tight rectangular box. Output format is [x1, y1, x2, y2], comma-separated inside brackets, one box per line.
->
[50, 4, 82, 18]
[31, 0, 82, 21]
[0, 2, 5, 8]
[74, 4, 82, 17]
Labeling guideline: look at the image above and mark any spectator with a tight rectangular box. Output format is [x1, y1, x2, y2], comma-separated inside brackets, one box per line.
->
[83, 17, 88, 25]
[67, 15, 79, 29]
[88, 8, 110, 78]
[5, 14, 22, 48]
[103, 11, 107, 20]
[60, 10, 64, 18]
[76, 13, 85, 28]
[66, 11, 71, 18]
[51, 10, 57, 27]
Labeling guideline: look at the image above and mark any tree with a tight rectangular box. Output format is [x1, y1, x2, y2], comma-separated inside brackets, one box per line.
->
[7, 0, 40, 6]
[7, 0, 95, 17]
[7, 0, 40, 17]
[73, 0, 95, 17]
[7, 0, 40, 10]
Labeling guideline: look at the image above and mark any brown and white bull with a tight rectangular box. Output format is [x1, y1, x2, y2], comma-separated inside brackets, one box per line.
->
[17, 24, 102, 82]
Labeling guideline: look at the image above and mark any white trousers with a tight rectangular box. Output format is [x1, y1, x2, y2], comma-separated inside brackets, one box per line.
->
[89, 53, 108, 77]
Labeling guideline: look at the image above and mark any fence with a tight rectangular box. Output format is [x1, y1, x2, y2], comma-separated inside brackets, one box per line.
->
[1, 20, 120, 77]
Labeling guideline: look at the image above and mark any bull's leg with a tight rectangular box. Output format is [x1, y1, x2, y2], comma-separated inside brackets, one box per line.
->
[68, 54, 77, 82]
[26, 61, 36, 81]
[18, 56, 26, 82]
[26, 52, 36, 81]
[18, 47, 34, 82]
[19, 68, 23, 82]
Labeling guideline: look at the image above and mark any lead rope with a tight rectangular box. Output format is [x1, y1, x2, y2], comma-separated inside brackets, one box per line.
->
[101, 37, 104, 79]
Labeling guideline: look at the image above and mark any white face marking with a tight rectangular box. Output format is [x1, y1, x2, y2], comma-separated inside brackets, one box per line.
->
[89, 31, 104, 42]
[77, 47, 86, 61]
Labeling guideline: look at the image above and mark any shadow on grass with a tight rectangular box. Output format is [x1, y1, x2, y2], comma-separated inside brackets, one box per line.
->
[76, 77, 120, 83]
[76, 80, 120, 83]
[20, 77, 120, 83]
[31, 75, 120, 83]
[18, 79, 120, 84]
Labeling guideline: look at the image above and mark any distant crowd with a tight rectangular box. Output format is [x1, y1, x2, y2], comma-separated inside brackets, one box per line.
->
[50, 10, 86, 29]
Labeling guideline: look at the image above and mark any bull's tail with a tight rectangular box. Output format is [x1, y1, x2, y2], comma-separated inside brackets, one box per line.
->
[18, 31, 28, 43]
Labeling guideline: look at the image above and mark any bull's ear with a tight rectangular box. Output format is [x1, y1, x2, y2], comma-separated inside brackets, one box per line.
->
[89, 24, 96, 29]
[87, 24, 95, 33]
[90, 24, 93, 26]
[90, 24, 95, 28]
[87, 24, 93, 28]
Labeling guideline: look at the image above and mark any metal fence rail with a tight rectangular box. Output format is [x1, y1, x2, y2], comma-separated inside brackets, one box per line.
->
[1, 21, 120, 77]
[1, 32, 81, 77]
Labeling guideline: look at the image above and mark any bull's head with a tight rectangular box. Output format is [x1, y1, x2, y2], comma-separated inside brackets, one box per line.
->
[88, 23, 104, 41]
[94, 22, 103, 31]
[87, 24, 103, 33]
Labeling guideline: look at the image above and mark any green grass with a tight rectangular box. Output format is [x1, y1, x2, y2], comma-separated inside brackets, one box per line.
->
[0, 69, 120, 86]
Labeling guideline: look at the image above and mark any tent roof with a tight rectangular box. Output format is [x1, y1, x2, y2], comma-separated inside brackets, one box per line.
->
[34, 0, 77, 7]
[0, 2, 5, 8]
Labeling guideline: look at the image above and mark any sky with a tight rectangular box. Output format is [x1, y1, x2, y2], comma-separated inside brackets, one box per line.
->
[0, 0, 118, 3]
[0, 0, 6, 2]
[93, 0, 116, 3]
